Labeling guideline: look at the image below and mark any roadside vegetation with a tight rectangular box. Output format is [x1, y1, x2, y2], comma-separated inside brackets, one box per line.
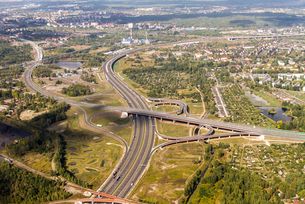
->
[123, 55, 217, 114]
[53, 134, 91, 187]
[62, 84, 92, 97]
[131, 143, 205, 203]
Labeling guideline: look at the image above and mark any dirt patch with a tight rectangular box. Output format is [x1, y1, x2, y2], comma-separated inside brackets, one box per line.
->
[19, 110, 47, 121]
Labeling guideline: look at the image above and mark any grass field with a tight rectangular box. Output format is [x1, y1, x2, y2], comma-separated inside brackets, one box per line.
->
[90, 110, 133, 144]
[253, 90, 282, 107]
[153, 105, 180, 114]
[156, 120, 193, 137]
[63, 108, 124, 190]
[20, 152, 53, 175]
[130, 143, 205, 203]
[65, 132, 123, 190]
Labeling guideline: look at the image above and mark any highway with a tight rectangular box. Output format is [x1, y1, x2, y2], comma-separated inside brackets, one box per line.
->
[21, 39, 305, 201]
[99, 53, 155, 197]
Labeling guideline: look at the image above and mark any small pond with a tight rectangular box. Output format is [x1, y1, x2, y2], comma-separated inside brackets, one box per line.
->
[56, 61, 82, 70]
[259, 107, 292, 122]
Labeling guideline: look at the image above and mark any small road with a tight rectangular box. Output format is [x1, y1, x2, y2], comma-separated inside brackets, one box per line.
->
[148, 97, 189, 115]
[22, 40, 129, 151]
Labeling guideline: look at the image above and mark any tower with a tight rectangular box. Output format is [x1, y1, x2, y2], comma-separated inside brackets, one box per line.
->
[128, 23, 134, 40]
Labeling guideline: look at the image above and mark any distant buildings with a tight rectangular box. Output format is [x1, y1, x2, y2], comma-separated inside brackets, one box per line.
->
[121, 23, 150, 45]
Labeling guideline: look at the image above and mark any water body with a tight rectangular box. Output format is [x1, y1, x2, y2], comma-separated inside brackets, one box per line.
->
[259, 107, 292, 122]
[56, 61, 82, 70]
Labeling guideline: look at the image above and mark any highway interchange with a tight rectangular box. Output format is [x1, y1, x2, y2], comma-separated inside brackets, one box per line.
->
[22, 39, 305, 200]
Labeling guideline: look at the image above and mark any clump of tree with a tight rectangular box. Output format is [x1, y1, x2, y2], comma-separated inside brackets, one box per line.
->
[6, 102, 70, 156]
[81, 71, 96, 83]
[0, 40, 33, 67]
[0, 65, 24, 88]
[29, 102, 70, 128]
[62, 84, 92, 97]
[278, 101, 305, 132]
[84, 54, 105, 67]
[0, 161, 71, 203]
[33, 65, 53, 78]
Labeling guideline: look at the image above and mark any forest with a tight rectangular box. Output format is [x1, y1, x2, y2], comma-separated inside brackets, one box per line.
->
[0, 40, 32, 67]
[0, 161, 70, 203]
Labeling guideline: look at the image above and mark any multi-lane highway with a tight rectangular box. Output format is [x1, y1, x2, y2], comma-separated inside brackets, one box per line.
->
[99, 53, 155, 197]
[22, 39, 305, 201]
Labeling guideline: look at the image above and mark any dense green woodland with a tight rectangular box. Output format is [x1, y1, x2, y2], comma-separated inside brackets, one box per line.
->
[0, 40, 32, 67]
[0, 161, 70, 203]
[184, 143, 305, 204]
